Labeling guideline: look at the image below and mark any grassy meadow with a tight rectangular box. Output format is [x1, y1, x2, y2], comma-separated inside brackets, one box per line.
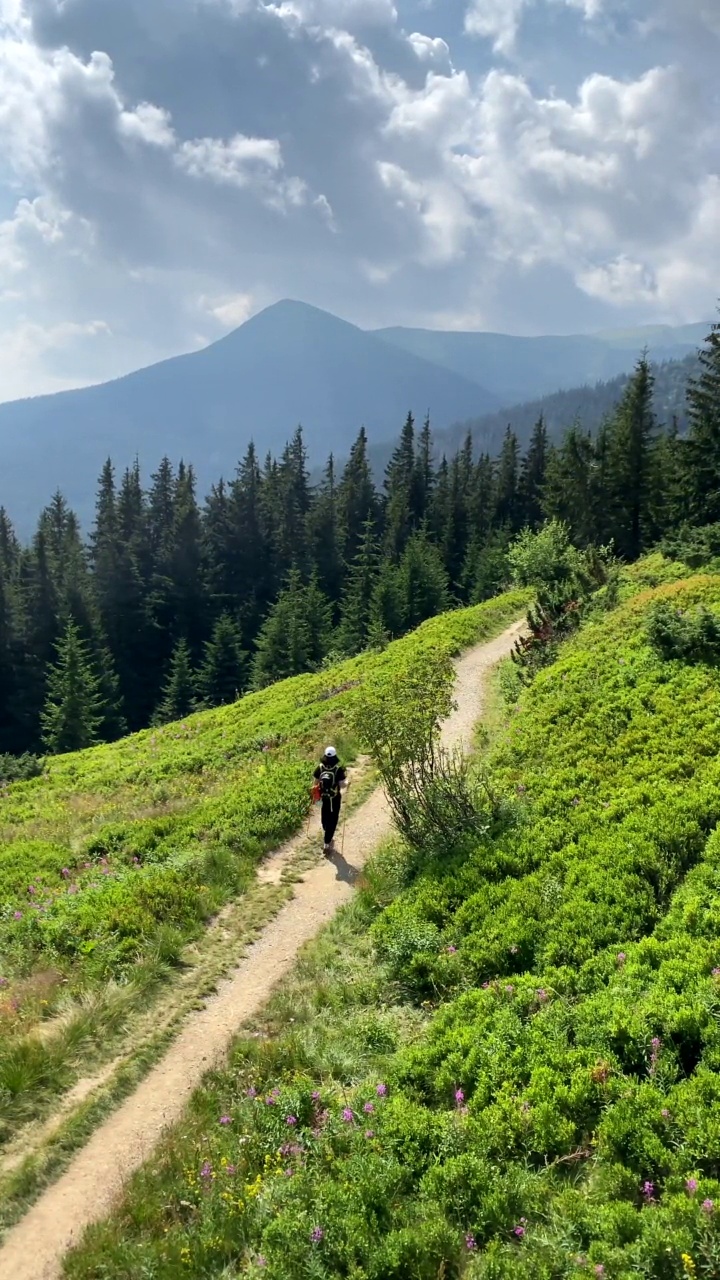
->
[0, 589, 528, 1158]
[60, 560, 720, 1280]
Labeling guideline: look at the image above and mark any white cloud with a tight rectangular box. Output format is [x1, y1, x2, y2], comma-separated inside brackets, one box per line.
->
[199, 291, 256, 327]
[0, 0, 716, 404]
[0, 318, 111, 400]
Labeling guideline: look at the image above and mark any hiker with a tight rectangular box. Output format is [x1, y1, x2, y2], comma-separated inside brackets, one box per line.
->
[313, 746, 347, 857]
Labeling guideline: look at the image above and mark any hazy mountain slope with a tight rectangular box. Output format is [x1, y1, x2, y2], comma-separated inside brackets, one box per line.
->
[0, 300, 498, 534]
[364, 352, 699, 478]
[373, 322, 707, 405]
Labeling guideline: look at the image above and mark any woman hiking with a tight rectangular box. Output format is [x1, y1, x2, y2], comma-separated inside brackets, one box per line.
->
[312, 747, 347, 857]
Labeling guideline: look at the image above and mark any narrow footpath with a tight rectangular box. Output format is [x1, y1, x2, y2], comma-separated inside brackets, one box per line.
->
[0, 620, 523, 1280]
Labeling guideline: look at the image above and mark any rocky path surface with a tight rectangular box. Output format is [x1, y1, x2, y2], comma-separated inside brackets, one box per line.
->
[0, 620, 523, 1280]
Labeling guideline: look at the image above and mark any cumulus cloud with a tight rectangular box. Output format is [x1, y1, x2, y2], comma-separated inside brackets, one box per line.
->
[0, 0, 717, 402]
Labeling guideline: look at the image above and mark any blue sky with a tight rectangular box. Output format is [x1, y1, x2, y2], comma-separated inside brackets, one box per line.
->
[0, 0, 717, 399]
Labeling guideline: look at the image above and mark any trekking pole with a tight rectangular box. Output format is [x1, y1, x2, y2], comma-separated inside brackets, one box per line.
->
[341, 781, 350, 857]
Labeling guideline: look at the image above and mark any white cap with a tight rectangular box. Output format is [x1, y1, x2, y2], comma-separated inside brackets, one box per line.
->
[324, 746, 337, 758]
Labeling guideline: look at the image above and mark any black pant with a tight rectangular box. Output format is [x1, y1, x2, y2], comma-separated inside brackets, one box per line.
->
[321, 796, 341, 843]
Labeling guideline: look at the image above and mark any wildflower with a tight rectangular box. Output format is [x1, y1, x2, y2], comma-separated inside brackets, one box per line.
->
[517, 784, 527, 795]
[246, 1087, 257, 1099]
[61, 868, 70, 878]
[455, 1089, 465, 1105]
[28, 885, 36, 895]
[682, 1254, 696, 1276]
[265, 1096, 277, 1106]
[642, 1181, 655, 1200]
[311, 1091, 321, 1101]
[702, 1199, 714, 1214]
[447, 946, 457, 955]
[510, 945, 518, 954]
[536, 989, 548, 1002]
[0, 977, 7, 987]
[342, 1108, 354, 1123]
[505, 984, 514, 994]
[257, 1260, 267, 1270]
[364, 1102, 374, 1114]
[377, 1083, 387, 1097]
[310, 1226, 324, 1243]
[661, 1108, 670, 1118]
[714, 968, 720, 977]
[200, 1162, 213, 1180]
[686, 1178, 698, 1195]
[650, 1037, 662, 1074]
[219, 1115, 232, 1126]
[617, 952, 626, 965]
[284, 1168, 293, 1177]
[513, 1225, 525, 1238]
[365, 1129, 375, 1139]
[465, 1234, 477, 1251]
[286, 1115, 298, 1127]
[594, 1268, 605, 1278]
[13, 911, 22, 921]
[226, 1165, 236, 1176]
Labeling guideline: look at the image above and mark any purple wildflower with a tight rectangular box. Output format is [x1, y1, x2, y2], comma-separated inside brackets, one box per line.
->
[642, 1181, 655, 1200]
[714, 968, 720, 977]
[514, 1225, 525, 1238]
[661, 1108, 670, 1118]
[365, 1129, 375, 1139]
[342, 1108, 354, 1123]
[61, 868, 70, 878]
[364, 1102, 375, 1114]
[686, 1178, 698, 1195]
[455, 1089, 465, 1105]
[594, 1268, 605, 1278]
[200, 1162, 212, 1180]
[505, 984, 514, 994]
[447, 946, 457, 955]
[265, 1096, 277, 1106]
[310, 1227, 324, 1243]
[617, 952, 626, 965]
[286, 1115, 298, 1127]
[226, 1165, 236, 1176]
[28, 885, 36, 895]
[377, 1083, 387, 1097]
[702, 1199, 715, 1214]
[13, 911, 22, 921]
[311, 1091, 321, 1101]
[465, 1234, 477, 1251]
[536, 988, 548, 1002]
[257, 1259, 267, 1270]
[284, 1168, 294, 1177]
[219, 1115, 232, 1126]
[246, 1087, 257, 1099]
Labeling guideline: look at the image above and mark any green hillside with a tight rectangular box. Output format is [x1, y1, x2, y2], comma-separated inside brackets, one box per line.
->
[62, 557, 720, 1280]
[0, 591, 527, 1151]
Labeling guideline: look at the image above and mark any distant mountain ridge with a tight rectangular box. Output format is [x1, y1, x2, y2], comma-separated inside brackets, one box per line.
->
[0, 299, 710, 534]
[373, 322, 708, 405]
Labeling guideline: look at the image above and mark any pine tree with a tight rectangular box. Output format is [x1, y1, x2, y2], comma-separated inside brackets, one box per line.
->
[41, 620, 104, 754]
[369, 558, 404, 643]
[337, 519, 379, 655]
[170, 462, 204, 651]
[606, 354, 657, 560]
[274, 427, 311, 577]
[542, 425, 598, 547]
[685, 314, 720, 525]
[413, 414, 435, 525]
[198, 615, 247, 708]
[154, 638, 198, 724]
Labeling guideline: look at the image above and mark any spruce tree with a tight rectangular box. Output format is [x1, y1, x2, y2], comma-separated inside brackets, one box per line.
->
[413, 414, 435, 524]
[685, 314, 720, 525]
[337, 519, 379, 655]
[307, 456, 343, 607]
[154, 638, 198, 724]
[494, 426, 520, 531]
[41, 620, 104, 754]
[337, 427, 379, 565]
[383, 412, 416, 558]
[519, 415, 548, 530]
[252, 571, 332, 688]
[398, 531, 451, 631]
[606, 354, 657, 560]
[369, 558, 404, 643]
[198, 615, 247, 707]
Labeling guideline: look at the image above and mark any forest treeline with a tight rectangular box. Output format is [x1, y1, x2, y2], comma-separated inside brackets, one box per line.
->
[1, 318, 718, 758]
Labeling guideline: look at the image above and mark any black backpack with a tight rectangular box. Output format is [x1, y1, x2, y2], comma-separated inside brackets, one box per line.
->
[319, 767, 338, 798]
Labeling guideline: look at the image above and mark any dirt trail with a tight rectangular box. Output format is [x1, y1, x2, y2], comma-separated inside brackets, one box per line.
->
[0, 620, 523, 1280]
